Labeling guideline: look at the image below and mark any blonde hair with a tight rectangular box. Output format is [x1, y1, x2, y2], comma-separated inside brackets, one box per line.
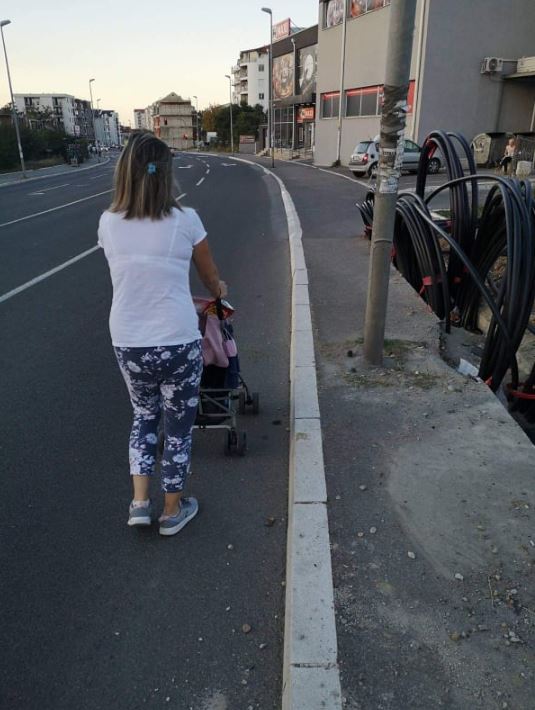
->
[110, 132, 179, 219]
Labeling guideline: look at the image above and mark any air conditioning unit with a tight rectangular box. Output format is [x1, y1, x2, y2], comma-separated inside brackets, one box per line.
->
[517, 56, 535, 73]
[481, 57, 504, 74]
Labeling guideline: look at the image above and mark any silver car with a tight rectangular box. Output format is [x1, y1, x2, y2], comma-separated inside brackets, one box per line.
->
[349, 139, 441, 177]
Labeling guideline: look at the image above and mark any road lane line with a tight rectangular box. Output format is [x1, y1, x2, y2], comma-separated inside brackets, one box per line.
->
[29, 182, 70, 195]
[206, 168, 210, 175]
[0, 189, 113, 229]
[0, 246, 100, 304]
[176, 193, 187, 201]
[196, 177, 205, 186]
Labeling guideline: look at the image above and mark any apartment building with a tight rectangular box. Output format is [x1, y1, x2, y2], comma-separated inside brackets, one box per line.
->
[315, 0, 535, 166]
[151, 93, 194, 150]
[232, 47, 270, 111]
[94, 110, 121, 147]
[133, 108, 151, 131]
[13, 93, 98, 139]
[14, 94, 77, 135]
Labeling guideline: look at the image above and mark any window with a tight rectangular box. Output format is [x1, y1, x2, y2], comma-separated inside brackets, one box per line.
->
[259, 93, 265, 100]
[258, 64, 265, 72]
[345, 86, 380, 117]
[274, 106, 294, 149]
[349, 0, 391, 19]
[324, 0, 345, 28]
[404, 140, 420, 153]
[345, 82, 414, 117]
[321, 92, 340, 119]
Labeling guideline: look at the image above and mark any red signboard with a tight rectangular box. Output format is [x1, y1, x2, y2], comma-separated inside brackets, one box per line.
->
[297, 107, 315, 123]
[272, 18, 291, 41]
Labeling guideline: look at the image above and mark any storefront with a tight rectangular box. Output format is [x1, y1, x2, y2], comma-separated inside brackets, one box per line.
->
[271, 24, 318, 155]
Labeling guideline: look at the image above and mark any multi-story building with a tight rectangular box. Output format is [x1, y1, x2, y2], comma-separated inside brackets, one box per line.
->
[315, 0, 535, 166]
[14, 94, 77, 135]
[13, 93, 98, 140]
[232, 47, 270, 110]
[134, 108, 151, 131]
[151, 93, 194, 150]
[94, 110, 121, 147]
[73, 98, 94, 140]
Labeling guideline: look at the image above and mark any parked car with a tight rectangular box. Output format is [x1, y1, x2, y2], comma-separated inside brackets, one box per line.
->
[349, 138, 441, 177]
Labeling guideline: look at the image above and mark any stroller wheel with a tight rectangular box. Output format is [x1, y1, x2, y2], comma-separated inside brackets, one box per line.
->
[224, 429, 247, 456]
[238, 391, 247, 415]
[225, 430, 235, 456]
[237, 431, 247, 457]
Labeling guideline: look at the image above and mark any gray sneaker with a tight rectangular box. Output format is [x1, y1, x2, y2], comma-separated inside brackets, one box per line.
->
[159, 497, 199, 536]
[127, 500, 152, 527]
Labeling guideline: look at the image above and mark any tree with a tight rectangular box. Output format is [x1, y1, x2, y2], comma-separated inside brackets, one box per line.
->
[202, 104, 221, 132]
[210, 103, 267, 147]
[235, 104, 266, 139]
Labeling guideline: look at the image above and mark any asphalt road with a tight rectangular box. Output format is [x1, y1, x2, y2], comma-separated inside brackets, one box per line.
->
[0, 154, 290, 710]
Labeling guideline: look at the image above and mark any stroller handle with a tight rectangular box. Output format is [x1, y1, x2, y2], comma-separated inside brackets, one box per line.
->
[215, 298, 225, 322]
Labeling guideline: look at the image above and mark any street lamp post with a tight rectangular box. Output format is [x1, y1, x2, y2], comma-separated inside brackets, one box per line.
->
[0, 20, 26, 178]
[193, 95, 199, 150]
[97, 98, 101, 109]
[225, 75, 234, 154]
[88, 78, 100, 162]
[261, 7, 275, 168]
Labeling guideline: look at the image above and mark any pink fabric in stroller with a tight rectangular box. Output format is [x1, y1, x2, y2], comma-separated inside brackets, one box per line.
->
[202, 314, 229, 368]
[193, 297, 237, 368]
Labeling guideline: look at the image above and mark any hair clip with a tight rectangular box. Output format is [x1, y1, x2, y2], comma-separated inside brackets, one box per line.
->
[147, 162, 157, 175]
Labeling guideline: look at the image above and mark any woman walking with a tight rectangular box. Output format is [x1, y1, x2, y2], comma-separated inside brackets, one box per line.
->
[98, 132, 226, 536]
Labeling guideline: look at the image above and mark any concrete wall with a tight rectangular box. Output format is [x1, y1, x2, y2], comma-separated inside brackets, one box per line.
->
[500, 82, 535, 133]
[315, 1, 422, 166]
[416, 0, 535, 142]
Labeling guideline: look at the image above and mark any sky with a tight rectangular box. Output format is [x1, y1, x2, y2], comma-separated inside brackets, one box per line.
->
[0, 0, 319, 126]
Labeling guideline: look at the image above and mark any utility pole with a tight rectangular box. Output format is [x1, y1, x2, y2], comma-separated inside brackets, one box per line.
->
[262, 7, 275, 168]
[363, 0, 417, 366]
[89, 78, 100, 163]
[225, 75, 234, 153]
[1, 20, 26, 178]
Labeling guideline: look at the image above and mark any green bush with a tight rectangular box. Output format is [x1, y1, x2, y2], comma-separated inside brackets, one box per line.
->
[0, 125, 87, 170]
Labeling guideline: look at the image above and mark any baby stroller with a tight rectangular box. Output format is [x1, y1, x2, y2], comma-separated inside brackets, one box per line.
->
[194, 297, 259, 455]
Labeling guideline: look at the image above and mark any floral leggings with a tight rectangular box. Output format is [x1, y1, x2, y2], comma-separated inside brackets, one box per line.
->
[114, 341, 203, 493]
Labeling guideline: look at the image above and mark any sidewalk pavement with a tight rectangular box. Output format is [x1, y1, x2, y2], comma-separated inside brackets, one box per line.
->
[257, 158, 535, 709]
[0, 156, 110, 187]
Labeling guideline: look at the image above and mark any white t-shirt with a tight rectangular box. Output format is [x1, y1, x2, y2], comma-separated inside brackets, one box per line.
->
[97, 207, 207, 347]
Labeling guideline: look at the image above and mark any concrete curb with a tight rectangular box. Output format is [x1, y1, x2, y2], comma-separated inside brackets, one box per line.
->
[0, 157, 111, 189]
[226, 155, 342, 709]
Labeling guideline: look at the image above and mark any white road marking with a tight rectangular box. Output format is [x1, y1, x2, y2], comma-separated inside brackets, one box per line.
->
[89, 174, 108, 179]
[289, 160, 372, 189]
[196, 177, 205, 186]
[176, 193, 187, 201]
[205, 168, 210, 175]
[29, 182, 70, 195]
[0, 246, 100, 304]
[0, 189, 113, 229]
[318, 167, 371, 189]
[177, 165, 193, 169]
[222, 163, 237, 167]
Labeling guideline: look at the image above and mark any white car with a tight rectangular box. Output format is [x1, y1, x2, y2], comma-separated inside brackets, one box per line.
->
[349, 139, 441, 177]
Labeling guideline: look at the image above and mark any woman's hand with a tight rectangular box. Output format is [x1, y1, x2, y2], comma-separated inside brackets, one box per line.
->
[218, 280, 228, 299]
